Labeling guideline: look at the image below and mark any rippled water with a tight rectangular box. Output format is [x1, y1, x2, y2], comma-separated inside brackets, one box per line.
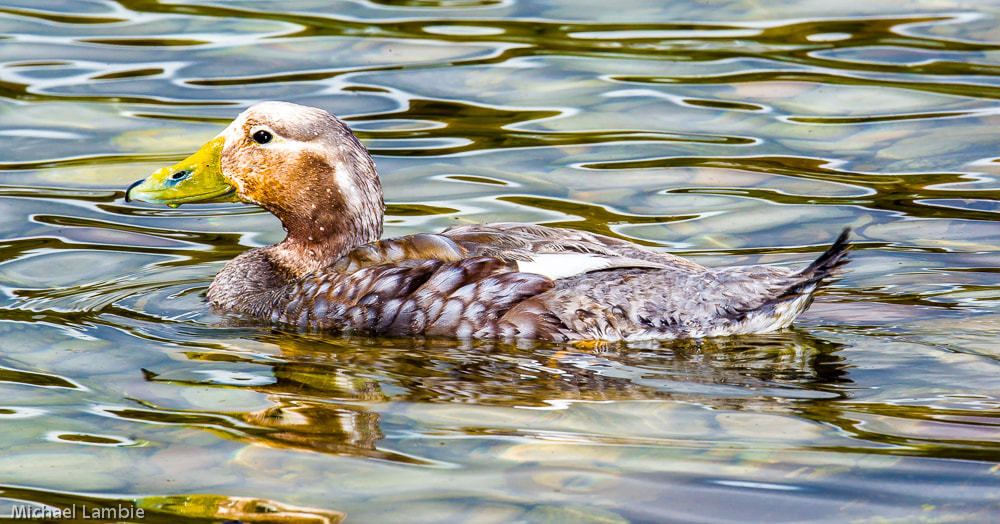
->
[2, 0, 1000, 522]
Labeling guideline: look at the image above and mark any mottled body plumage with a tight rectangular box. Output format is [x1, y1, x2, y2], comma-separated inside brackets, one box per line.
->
[208, 223, 850, 341]
[128, 101, 851, 342]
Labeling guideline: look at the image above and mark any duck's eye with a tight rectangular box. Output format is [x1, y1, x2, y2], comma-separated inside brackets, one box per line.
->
[252, 129, 273, 144]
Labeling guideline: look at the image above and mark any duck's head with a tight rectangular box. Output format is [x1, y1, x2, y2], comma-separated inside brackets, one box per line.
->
[127, 101, 385, 271]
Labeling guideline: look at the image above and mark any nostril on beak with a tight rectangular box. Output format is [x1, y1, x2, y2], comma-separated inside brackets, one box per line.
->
[170, 170, 191, 181]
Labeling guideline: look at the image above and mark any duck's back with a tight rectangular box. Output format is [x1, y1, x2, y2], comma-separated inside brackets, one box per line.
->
[332, 222, 703, 276]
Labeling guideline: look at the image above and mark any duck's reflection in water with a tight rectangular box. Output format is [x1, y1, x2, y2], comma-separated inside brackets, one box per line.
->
[133, 330, 851, 462]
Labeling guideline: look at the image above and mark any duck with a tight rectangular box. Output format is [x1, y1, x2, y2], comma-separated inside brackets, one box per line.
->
[126, 101, 850, 342]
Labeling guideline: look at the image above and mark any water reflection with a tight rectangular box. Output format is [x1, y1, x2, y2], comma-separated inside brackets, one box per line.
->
[124, 330, 853, 464]
[248, 330, 851, 405]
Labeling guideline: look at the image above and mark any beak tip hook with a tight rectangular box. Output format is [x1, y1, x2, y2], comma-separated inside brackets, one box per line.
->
[124, 179, 144, 203]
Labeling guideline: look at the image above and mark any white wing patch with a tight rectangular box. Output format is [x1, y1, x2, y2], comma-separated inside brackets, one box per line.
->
[516, 253, 665, 280]
[516, 253, 613, 280]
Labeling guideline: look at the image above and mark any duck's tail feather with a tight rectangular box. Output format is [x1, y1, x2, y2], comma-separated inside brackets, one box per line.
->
[781, 227, 852, 299]
[725, 228, 851, 334]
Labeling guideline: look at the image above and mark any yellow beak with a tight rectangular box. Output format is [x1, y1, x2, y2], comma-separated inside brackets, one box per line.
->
[125, 137, 238, 208]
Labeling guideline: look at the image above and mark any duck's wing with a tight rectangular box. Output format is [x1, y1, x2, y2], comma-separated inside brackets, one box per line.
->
[330, 222, 702, 279]
[329, 232, 472, 272]
[254, 257, 554, 338]
[271, 223, 697, 337]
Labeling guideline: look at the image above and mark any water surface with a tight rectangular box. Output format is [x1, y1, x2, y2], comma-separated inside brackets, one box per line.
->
[1, 0, 1000, 522]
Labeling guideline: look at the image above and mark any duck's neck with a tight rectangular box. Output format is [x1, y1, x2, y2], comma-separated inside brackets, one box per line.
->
[267, 212, 381, 278]
[209, 158, 385, 312]
[266, 155, 385, 278]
